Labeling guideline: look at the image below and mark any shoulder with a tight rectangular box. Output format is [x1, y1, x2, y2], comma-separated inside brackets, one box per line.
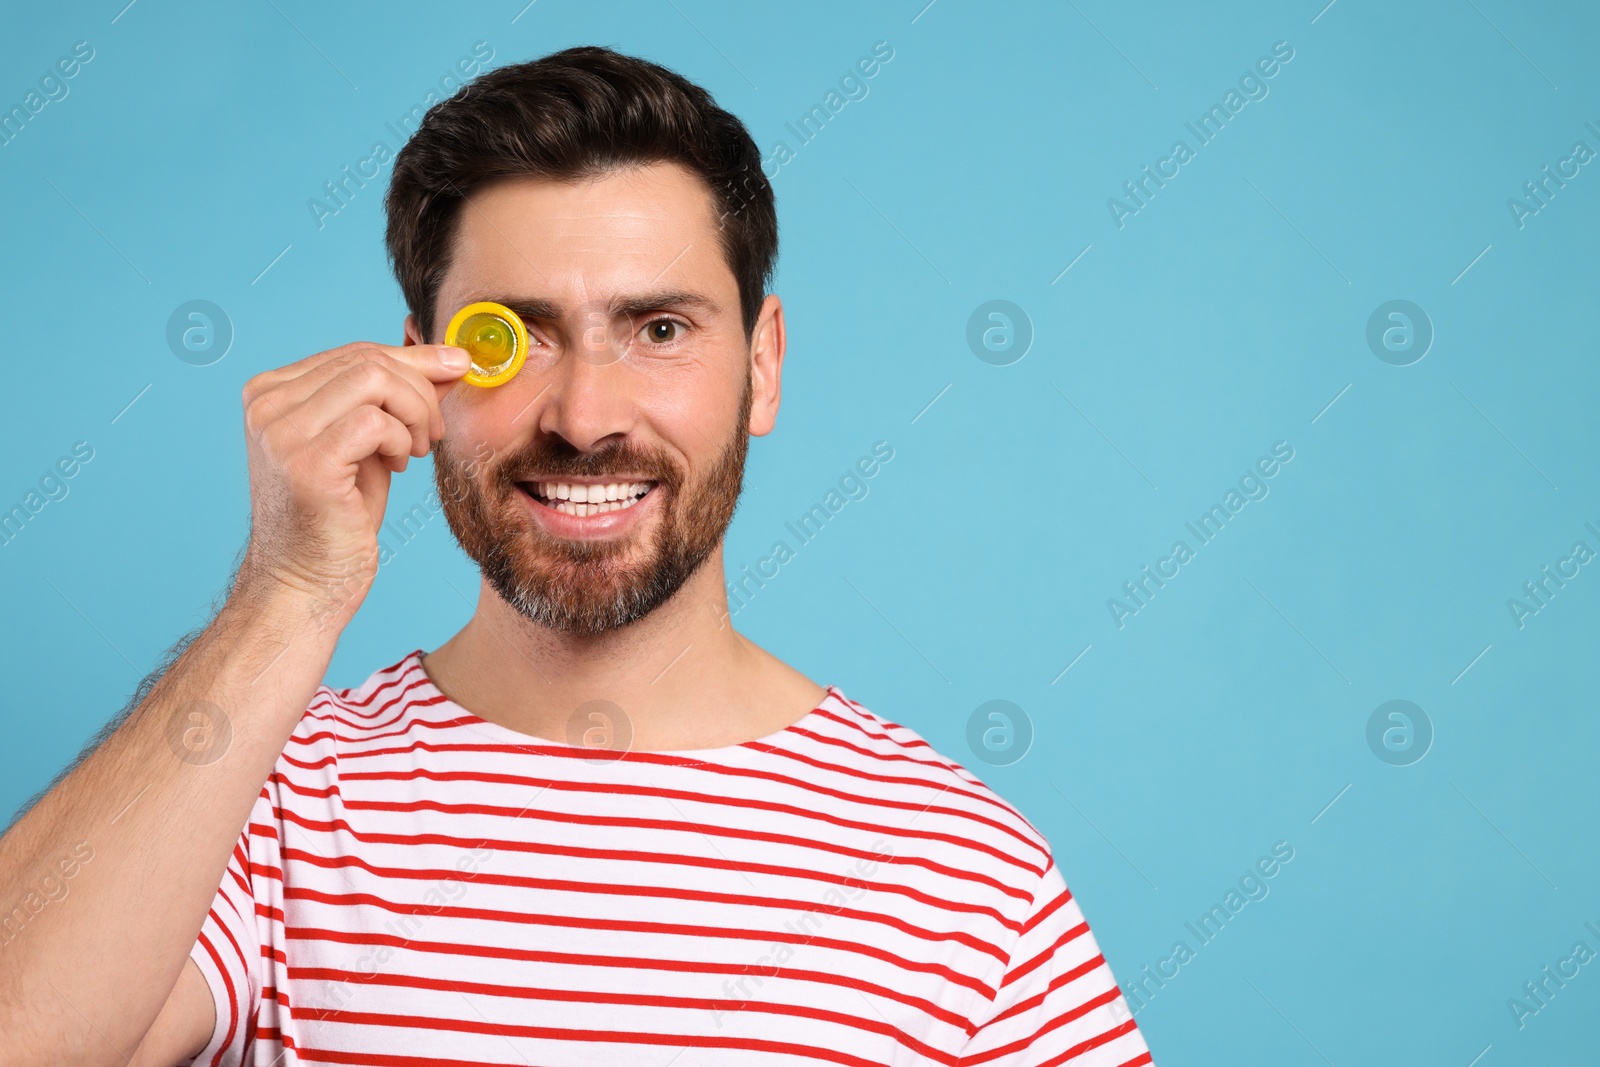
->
[799, 686, 1057, 883]
[270, 650, 437, 779]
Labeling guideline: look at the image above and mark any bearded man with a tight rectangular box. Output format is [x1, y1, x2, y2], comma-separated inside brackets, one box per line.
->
[0, 45, 1151, 1067]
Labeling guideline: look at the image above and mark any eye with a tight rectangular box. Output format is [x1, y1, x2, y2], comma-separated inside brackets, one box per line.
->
[638, 317, 686, 345]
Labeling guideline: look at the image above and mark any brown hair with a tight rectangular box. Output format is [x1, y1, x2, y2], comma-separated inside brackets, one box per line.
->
[384, 45, 777, 345]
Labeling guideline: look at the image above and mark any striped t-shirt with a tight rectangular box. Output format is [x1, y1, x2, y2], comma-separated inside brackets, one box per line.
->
[181, 650, 1152, 1066]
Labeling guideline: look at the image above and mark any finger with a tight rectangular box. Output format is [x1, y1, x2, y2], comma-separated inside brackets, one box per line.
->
[248, 342, 469, 421]
[299, 361, 439, 459]
[309, 404, 416, 478]
[261, 354, 441, 456]
[380, 346, 468, 434]
[388, 342, 474, 386]
[353, 344, 469, 438]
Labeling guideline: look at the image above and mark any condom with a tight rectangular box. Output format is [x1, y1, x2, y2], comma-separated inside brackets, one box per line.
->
[445, 301, 529, 387]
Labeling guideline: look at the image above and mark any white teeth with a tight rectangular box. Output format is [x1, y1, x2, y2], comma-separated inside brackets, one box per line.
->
[532, 481, 652, 516]
[542, 495, 645, 517]
[541, 480, 650, 502]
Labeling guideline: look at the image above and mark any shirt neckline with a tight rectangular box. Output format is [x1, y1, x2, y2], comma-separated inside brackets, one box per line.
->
[399, 648, 845, 766]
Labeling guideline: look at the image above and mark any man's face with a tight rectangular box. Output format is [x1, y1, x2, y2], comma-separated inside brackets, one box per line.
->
[417, 162, 769, 636]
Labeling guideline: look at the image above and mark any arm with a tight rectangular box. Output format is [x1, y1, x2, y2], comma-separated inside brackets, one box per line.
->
[128, 958, 223, 1065]
[0, 341, 469, 1066]
[958, 862, 1152, 1067]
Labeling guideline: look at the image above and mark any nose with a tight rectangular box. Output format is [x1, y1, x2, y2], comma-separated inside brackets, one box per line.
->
[534, 338, 635, 453]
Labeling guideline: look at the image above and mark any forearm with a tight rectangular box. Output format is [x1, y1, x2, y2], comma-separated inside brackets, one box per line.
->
[0, 577, 340, 1064]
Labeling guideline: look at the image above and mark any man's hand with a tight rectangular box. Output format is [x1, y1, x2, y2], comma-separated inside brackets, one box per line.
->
[236, 342, 469, 627]
[0, 340, 470, 1066]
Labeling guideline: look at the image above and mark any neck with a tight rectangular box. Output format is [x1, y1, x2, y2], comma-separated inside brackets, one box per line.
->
[421, 546, 826, 751]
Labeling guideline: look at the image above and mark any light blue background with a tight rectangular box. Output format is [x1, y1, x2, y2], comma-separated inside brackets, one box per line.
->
[3, 1, 1597, 1062]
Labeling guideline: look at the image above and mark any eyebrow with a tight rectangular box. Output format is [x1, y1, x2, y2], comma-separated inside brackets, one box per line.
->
[476, 289, 722, 322]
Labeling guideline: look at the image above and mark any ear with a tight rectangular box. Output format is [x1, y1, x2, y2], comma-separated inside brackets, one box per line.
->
[747, 294, 785, 438]
[403, 313, 423, 347]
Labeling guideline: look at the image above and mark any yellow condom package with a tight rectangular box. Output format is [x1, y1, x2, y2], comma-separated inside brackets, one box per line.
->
[445, 301, 529, 387]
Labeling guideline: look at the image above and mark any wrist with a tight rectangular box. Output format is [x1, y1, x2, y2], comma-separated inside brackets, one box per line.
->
[226, 565, 356, 637]
[231, 551, 376, 632]
[204, 576, 345, 704]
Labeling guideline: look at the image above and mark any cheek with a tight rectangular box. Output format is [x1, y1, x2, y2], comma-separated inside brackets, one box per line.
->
[636, 368, 742, 460]
[442, 387, 524, 453]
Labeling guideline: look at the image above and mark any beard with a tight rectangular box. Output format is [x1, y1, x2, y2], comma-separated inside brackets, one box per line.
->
[433, 373, 752, 636]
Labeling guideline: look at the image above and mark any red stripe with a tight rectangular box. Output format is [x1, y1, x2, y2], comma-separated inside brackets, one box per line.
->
[812, 706, 941, 757]
[288, 966, 958, 1064]
[302, 680, 441, 731]
[316, 669, 432, 721]
[280, 883, 995, 997]
[270, 802, 1020, 929]
[225, 838, 251, 899]
[317, 658, 424, 714]
[298, 697, 448, 741]
[275, 844, 1009, 961]
[250, 1011, 307, 1059]
[196, 926, 239, 1067]
[786, 720, 967, 778]
[740, 740, 1023, 821]
[325, 792, 1031, 897]
[209, 889, 253, 991]
[986, 954, 1106, 1027]
[300, 1006, 903, 1067]
[1034, 1017, 1143, 1067]
[837, 700, 917, 737]
[999, 922, 1090, 989]
[959, 987, 1123, 1065]
[302, 670, 1029, 848]
[284, 925, 971, 1030]
[317, 748, 1045, 862]
[279, 756, 1041, 877]
[281, 1049, 511, 1067]
[1021, 882, 1074, 938]
[298, 705, 468, 746]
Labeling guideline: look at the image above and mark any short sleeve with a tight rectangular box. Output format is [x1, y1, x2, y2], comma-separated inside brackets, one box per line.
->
[958, 862, 1153, 1067]
[177, 811, 263, 1067]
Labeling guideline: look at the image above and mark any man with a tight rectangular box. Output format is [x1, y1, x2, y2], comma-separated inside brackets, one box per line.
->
[0, 46, 1151, 1066]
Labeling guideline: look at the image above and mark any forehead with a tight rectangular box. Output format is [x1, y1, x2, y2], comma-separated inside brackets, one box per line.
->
[440, 162, 729, 310]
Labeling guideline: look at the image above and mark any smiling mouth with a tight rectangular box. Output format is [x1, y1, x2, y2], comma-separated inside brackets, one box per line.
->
[520, 480, 656, 517]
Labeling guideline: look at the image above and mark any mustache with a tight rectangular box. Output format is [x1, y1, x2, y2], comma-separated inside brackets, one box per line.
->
[488, 438, 684, 490]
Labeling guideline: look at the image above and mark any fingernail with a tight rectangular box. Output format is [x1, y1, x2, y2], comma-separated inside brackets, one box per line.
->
[441, 346, 470, 371]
